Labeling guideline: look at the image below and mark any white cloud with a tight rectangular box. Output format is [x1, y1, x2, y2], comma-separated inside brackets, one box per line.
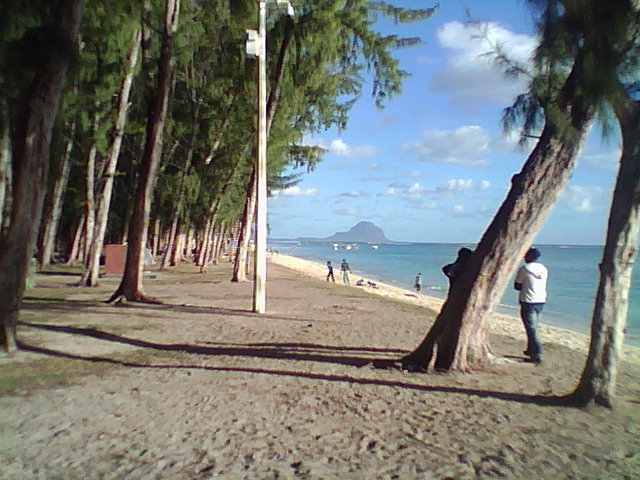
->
[404, 125, 490, 166]
[432, 21, 536, 106]
[579, 148, 620, 170]
[561, 185, 605, 213]
[442, 178, 474, 191]
[480, 180, 491, 190]
[339, 191, 368, 198]
[301, 136, 377, 159]
[273, 186, 318, 198]
[334, 207, 359, 216]
[328, 138, 377, 158]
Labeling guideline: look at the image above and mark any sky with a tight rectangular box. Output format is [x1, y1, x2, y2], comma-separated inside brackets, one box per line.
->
[268, 0, 621, 245]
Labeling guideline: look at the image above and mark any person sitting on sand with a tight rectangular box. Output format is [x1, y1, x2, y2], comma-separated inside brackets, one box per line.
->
[326, 261, 335, 282]
[514, 247, 548, 365]
[356, 279, 365, 287]
[340, 259, 351, 285]
[414, 273, 422, 293]
[442, 248, 473, 287]
[367, 280, 378, 289]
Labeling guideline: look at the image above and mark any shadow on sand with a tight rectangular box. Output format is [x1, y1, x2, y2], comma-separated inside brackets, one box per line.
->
[17, 321, 570, 408]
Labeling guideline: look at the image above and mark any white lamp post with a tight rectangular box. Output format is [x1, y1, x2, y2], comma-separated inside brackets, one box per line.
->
[247, 0, 293, 314]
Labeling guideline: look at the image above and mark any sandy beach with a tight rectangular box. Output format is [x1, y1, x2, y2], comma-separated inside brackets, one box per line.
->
[1, 260, 639, 479]
[270, 252, 640, 365]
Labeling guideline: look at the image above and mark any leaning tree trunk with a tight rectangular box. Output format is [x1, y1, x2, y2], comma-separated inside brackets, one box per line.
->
[402, 57, 593, 372]
[571, 97, 640, 408]
[0, 0, 83, 354]
[108, 0, 179, 303]
[80, 28, 141, 286]
[40, 119, 76, 268]
[232, 169, 257, 282]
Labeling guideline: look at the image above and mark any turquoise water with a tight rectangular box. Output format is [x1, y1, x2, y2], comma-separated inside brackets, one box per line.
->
[270, 240, 640, 346]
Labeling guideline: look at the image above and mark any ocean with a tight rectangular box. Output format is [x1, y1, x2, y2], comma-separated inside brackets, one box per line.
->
[269, 240, 640, 347]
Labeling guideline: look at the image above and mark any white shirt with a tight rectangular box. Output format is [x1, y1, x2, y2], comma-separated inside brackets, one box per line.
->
[515, 262, 548, 303]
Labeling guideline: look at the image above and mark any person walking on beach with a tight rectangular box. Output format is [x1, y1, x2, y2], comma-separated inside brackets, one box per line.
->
[340, 259, 351, 285]
[442, 247, 473, 287]
[514, 247, 548, 365]
[414, 273, 422, 293]
[326, 261, 335, 282]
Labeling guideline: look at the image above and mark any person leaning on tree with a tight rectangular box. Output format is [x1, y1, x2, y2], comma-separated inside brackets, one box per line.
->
[514, 247, 548, 365]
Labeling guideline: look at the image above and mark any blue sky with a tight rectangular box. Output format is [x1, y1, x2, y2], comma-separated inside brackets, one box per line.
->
[268, 0, 621, 245]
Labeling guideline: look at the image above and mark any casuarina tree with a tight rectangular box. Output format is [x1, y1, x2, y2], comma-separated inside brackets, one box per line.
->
[401, 0, 634, 372]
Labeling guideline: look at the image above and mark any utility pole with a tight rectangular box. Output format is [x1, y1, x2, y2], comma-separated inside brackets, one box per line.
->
[253, 0, 268, 313]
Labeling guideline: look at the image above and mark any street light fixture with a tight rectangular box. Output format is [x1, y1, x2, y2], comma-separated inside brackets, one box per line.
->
[247, 0, 294, 314]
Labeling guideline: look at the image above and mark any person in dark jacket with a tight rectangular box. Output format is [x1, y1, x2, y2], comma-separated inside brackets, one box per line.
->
[442, 247, 473, 286]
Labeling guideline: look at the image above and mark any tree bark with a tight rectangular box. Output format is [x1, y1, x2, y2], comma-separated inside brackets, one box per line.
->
[39, 120, 76, 268]
[108, 0, 180, 303]
[197, 216, 213, 267]
[81, 116, 99, 266]
[151, 217, 160, 257]
[0, 104, 10, 235]
[0, 0, 84, 354]
[161, 214, 179, 269]
[571, 96, 640, 408]
[232, 169, 257, 282]
[170, 221, 183, 266]
[402, 57, 593, 372]
[80, 28, 142, 286]
[66, 212, 85, 264]
[214, 222, 227, 264]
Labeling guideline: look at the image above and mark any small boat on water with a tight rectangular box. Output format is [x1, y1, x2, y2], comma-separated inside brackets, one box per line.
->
[371, 245, 379, 250]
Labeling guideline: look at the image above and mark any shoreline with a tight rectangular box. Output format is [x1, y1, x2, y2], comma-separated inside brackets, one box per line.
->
[269, 252, 640, 365]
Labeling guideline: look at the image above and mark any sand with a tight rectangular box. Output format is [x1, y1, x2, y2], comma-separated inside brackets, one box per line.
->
[1, 260, 639, 479]
[270, 252, 640, 365]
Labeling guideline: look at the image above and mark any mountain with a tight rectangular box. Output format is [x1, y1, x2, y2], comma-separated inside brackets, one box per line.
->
[323, 221, 390, 243]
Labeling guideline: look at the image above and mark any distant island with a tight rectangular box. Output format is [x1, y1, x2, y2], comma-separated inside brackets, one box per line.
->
[299, 221, 392, 244]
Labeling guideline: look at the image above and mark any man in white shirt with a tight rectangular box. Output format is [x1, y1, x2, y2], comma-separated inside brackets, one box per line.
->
[514, 247, 548, 364]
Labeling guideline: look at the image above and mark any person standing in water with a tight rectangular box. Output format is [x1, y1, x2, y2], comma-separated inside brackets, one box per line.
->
[340, 259, 351, 285]
[414, 273, 422, 293]
[326, 261, 335, 282]
[514, 247, 548, 365]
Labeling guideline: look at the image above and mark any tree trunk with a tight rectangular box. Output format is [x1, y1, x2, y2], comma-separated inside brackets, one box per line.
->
[232, 169, 257, 282]
[571, 97, 640, 408]
[80, 28, 142, 286]
[197, 216, 213, 267]
[0, 0, 84, 354]
[0, 104, 10, 235]
[108, 0, 179, 303]
[214, 223, 227, 264]
[82, 121, 98, 266]
[402, 57, 593, 372]
[66, 213, 85, 264]
[151, 217, 160, 257]
[40, 120, 76, 268]
[161, 214, 178, 269]
[170, 222, 183, 266]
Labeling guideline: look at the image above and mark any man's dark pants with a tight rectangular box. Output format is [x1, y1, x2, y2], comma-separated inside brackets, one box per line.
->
[520, 302, 544, 362]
